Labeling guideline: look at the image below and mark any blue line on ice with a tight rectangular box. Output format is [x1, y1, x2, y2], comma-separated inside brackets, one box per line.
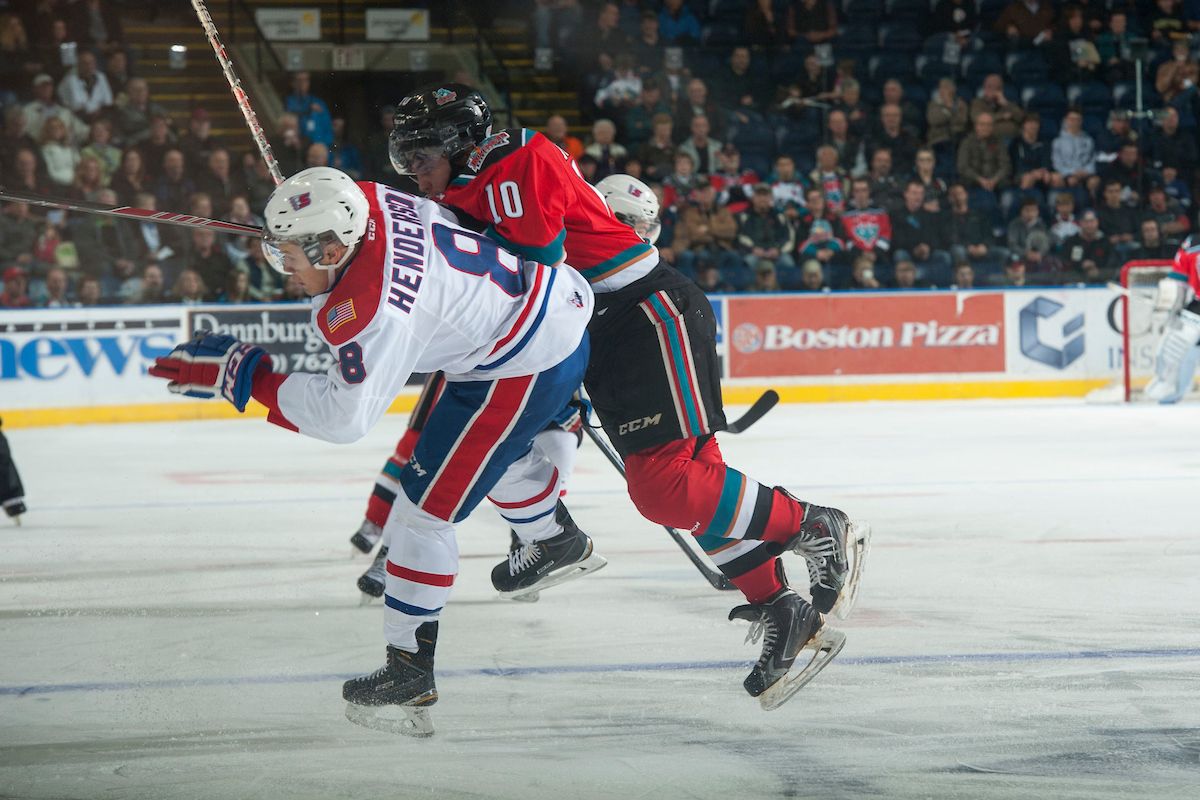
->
[3, 646, 1197, 697]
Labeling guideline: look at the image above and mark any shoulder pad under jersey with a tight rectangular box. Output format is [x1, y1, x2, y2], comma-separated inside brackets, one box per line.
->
[317, 240, 384, 346]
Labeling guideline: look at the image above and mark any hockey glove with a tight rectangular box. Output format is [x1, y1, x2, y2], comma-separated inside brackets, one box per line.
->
[149, 331, 271, 412]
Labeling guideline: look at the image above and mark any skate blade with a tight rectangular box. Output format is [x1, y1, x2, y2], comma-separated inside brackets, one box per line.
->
[344, 702, 434, 737]
[497, 552, 608, 602]
[831, 521, 871, 621]
[758, 626, 847, 711]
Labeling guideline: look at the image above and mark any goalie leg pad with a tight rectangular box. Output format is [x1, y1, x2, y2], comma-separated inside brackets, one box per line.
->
[1146, 309, 1200, 403]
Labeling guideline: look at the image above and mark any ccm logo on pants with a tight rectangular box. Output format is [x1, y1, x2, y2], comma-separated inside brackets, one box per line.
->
[618, 413, 662, 435]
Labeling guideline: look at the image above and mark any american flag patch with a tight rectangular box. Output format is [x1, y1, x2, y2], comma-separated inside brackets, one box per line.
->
[326, 299, 356, 332]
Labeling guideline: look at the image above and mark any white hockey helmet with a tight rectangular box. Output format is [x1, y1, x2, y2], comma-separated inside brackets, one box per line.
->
[596, 174, 661, 244]
[261, 166, 370, 275]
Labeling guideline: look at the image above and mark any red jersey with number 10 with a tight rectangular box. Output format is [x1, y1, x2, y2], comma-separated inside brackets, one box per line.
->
[439, 128, 658, 292]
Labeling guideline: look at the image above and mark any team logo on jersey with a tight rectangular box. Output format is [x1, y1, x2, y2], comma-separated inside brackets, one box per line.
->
[467, 131, 511, 173]
[570, 290, 585, 308]
[288, 192, 312, 211]
[433, 87, 457, 106]
[853, 220, 879, 242]
[326, 298, 356, 333]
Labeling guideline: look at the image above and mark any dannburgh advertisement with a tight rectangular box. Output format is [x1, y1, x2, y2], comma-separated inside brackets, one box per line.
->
[726, 293, 1006, 378]
[185, 303, 330, 376]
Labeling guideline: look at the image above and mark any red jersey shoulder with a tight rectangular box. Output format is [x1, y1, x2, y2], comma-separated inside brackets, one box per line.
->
[318, 196, 386, 346]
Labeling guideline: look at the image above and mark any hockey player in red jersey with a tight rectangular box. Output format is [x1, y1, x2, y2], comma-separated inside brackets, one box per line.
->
[1146, 235, 1200, 402]
[389, 84, 872, 707]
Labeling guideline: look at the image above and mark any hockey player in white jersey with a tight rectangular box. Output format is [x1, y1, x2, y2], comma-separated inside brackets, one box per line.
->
[1146, 235, 1200, 403]
[149, 167, 598, 735]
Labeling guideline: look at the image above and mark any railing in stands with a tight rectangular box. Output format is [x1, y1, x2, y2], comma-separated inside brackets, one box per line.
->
[454, 3, 515, 128]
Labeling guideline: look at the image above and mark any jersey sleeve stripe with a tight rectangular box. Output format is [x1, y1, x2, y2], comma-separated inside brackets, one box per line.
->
[578, 242, 655, 283]
[487, 225, 567, 266]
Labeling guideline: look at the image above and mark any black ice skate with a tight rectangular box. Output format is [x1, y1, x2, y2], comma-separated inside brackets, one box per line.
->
[772, 489, 871, 620]
[491, 502, 606, 602]
[3, 497, 25, 526]
[357, 546, 387, 603]
[729, 589, 846, 710]
[349, 519, 382, 554]
[343, 622, 438, 736]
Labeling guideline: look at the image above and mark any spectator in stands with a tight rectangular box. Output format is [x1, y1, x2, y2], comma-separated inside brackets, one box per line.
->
[746, 0, 789, 46]
[662, 151, 702, 210]
[823, 109, 862, 175]
[39, 116, 79, 188]
[794, 186, 835, 239]
[765, 155, 805, 221]
[242, 154, 276, 214]
[173, 268, 207, 304]
[952, 262, 976, 288]
[274, 112, 306, 177]
[120, 192, 178, 268]
[1156, 39, 1199, 105]
[80, 119, 119, 182]
[788, 0, 837, 44]
[75, 275, 101, 307]
[584, 118, 627, 182]
[636, 113, 675, 182]
[534, 0, 583, 52]
[1143, 185, 1191, 246]
[678, 115, 721, 177]
[114, 79, 166, 146]
[970, 74, 1024, 142]
[927, 78, 969, 153]
[1095, 179, 1138, 256]
[38, 266, 71, 307]
[675, 78, 726, 143]
[68, 0, 124, 55]
[1102, 142, 1146, 204]
[1, 266, 31, 307]
[110, 148, 147, 205]
[842, 177, 892, 263]
[809, 145, 849, 215]
[1010, 113, 1059, 204]
[867, 104, 919, 177]
[540, 115, 581, 163]
[737, 184, 797, 279]
[284, 71, 332, 147]
[1160, 164, 1193, 211]
[742, 258, 778, 293]
[135, 263, 167, 304]
[673, 182, 742, 285]
[994, 0, 1056, 45]
[912, 148, 949, 211]
[797, 218, 845, 268]
[138, 115, 176, 178]
[32, 18, 70, 83]
[188, 228, 233, 299]
[0, 14, 38, 92]
[833, 78, 869, 139]
[594, 52, 642, 123]
[1, 107, 37, 170]
[24, 73, 86, 145]
[658, 0, 701, 45]
[844, 254, 882, 290]
[194, 148, 236, 218]
[1095, 10, 1134, 84]
[1022, 234, 1065, 281]
[1060, 209, 1114, 280]
[69, 154, 105, 200]
[104, 253, 142, 304]
[329, 116, 362, 179]
[239, 242, 283, 302]
[621, 83, 669, 154]
[105, 50, 130, 99]
[866, 147, 902, 209]
[713, 47, 764, 110]
[777, 54, 835, 114]
[629, 10, 661, 72]
[692, 260, 735, 293]
[891, 181, 951, 279]
[931, 0, 979, 44]
[216, 267, 251, 304]
[9, 147, 48, 197]
[305, 142, 329, 168]
[1049, 6, 1101, 84]
[56, 50, 112, 122]
[711, 144, 758, 213]
[1007, 197, 1049, 254]
[946, 183, 1002, 270]
[1150, 0, 1187, 43]
[882, 80, 923, 140]
[958, 112, 1011, 210]
[154, 149, 194, 214]
[797, 259, 827, 292]
[990, 258, 1028, 287]
[1150, 107, 1198, 173]
[178, 108, 215, 173]
[0, 201, 39, 266]
[892, 256, 928, 289]
[1138, 218, 1175, 259]
[1049, 192, 1081, 245]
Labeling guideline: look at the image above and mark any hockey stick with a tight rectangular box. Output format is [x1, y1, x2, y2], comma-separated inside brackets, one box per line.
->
[724, 389, 779, 434]
[190, 0, 284, 185]
[581, 423, 736, 592]
[0, 188, 262, 236]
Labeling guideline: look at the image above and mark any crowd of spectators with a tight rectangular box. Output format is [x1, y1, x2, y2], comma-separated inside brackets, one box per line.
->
[0, 0, 371, 309]
[539, 0, 1200, 291]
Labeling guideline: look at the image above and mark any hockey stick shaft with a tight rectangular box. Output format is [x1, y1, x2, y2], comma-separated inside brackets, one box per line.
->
[581, 423, 736, 592]
[724, 389, 779, 434]
[190, 0, 284, 186]
[0, 188, 262, 236]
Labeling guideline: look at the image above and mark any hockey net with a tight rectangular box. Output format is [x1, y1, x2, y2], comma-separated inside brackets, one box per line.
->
[1118, 259, 1199, 402]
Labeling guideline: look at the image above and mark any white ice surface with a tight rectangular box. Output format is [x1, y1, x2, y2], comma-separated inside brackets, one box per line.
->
[1, 400, 1198, 800]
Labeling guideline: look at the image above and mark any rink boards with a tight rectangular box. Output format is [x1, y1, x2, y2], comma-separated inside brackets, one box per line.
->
[1, 287, 1131, 428]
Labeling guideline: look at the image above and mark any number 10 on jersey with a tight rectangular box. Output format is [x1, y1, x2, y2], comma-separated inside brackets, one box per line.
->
[485, 181, 524, 224]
